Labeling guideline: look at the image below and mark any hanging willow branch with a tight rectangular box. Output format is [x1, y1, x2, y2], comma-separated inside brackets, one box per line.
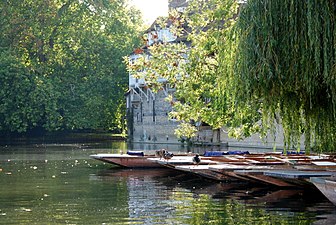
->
[233, 0, 336, 152]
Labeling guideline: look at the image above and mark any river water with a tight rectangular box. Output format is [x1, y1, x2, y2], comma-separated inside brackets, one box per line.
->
[0, 140, 335, 224]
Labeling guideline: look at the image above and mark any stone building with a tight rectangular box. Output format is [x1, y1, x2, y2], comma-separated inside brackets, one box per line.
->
[125, 0, 304, 149]
[125, 0, 189, 144]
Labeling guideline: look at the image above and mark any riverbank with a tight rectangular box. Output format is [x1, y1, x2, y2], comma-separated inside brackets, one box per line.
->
[0, 131, 125, 146]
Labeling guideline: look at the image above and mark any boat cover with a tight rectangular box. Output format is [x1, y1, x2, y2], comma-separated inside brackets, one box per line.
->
[127, 151, 144, 156]
[203, 151, 250, 157]
[282, 151, 305, 155]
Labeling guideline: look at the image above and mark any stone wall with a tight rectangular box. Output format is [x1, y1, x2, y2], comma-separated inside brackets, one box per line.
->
[220, 125, 305, 150]
[129, 88, 180, 144]
[127, 87, 305, 149]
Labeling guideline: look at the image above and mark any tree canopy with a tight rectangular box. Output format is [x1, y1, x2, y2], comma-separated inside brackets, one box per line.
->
[126, 0, 336, 152]
[0, 0, 142, 134]
[234, 0, 336, 152]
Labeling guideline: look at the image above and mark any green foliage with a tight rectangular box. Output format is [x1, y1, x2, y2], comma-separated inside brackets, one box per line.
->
[174, 122, 198, 144]
[234, 0, 336, 151]
[125, 0, 260, 139]
[126, 0, 336, 152]
[0, 50, 42, 132]
[0, 0, 142, 133]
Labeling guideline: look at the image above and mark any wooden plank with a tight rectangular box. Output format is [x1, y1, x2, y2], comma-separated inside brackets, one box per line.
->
[270, 156, 298, 165]
[264, 170, 335, 179]
[312, 161, 336, 166]
[175, 165, 212, 171]
[310, 177, 336, 205]
[234, 169, 296, 187]
[235, 169, 271, 175]
[174, 165, 236, 181]
[245, 174, 296, 187]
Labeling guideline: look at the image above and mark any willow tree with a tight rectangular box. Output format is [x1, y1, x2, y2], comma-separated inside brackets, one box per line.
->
[233, 1, 336, 152]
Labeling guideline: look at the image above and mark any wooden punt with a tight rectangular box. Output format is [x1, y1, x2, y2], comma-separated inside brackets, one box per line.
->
[310, 176, 336, 205]
[263, 170, 336, 187]
[165, 163, 271, 182]
[235, 169, 295, 187]
[207, 164, 270, 182]
[150, 156, 217, 167]
[154, 153, 336, 187]
[90, 153, 164, 168]
[173, 165, 235, 181]
[294, 161, 336, 171]
[91, 152, 199, 168]
[152, 157, 241, 181]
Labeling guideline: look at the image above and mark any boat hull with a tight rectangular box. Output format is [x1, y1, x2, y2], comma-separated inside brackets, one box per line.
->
[310, 177, 336, 205]
[90, 154, 164, 168]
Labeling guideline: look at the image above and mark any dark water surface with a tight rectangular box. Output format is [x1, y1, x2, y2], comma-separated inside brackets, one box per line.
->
[0, 140, 336, 224]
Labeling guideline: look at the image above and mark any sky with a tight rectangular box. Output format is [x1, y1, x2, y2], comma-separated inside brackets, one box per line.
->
[130, 0, 168, 25]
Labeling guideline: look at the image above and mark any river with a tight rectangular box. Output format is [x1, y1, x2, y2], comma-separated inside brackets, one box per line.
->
[0, 139, 335, 224]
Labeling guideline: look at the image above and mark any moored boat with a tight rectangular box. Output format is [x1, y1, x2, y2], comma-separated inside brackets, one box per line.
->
[151, 151, 336, 187]
[91, 150, 336, 185]
[90, 151, 164, 168]
[310, 176, 336, 205]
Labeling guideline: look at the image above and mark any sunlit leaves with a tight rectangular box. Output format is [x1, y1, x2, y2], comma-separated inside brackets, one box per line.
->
[125, 0, 247, 139]
[0, 0, 142, 133]
[125, 0, 335, 152]
[174, 122, 198, 143]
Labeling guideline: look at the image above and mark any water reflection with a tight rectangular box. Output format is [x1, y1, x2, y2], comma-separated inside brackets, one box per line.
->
[0, 140, 336, 224]
[92, 167, 336, 225]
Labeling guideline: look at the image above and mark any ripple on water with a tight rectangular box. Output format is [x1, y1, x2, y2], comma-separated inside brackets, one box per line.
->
[1, 142, 336, 224]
